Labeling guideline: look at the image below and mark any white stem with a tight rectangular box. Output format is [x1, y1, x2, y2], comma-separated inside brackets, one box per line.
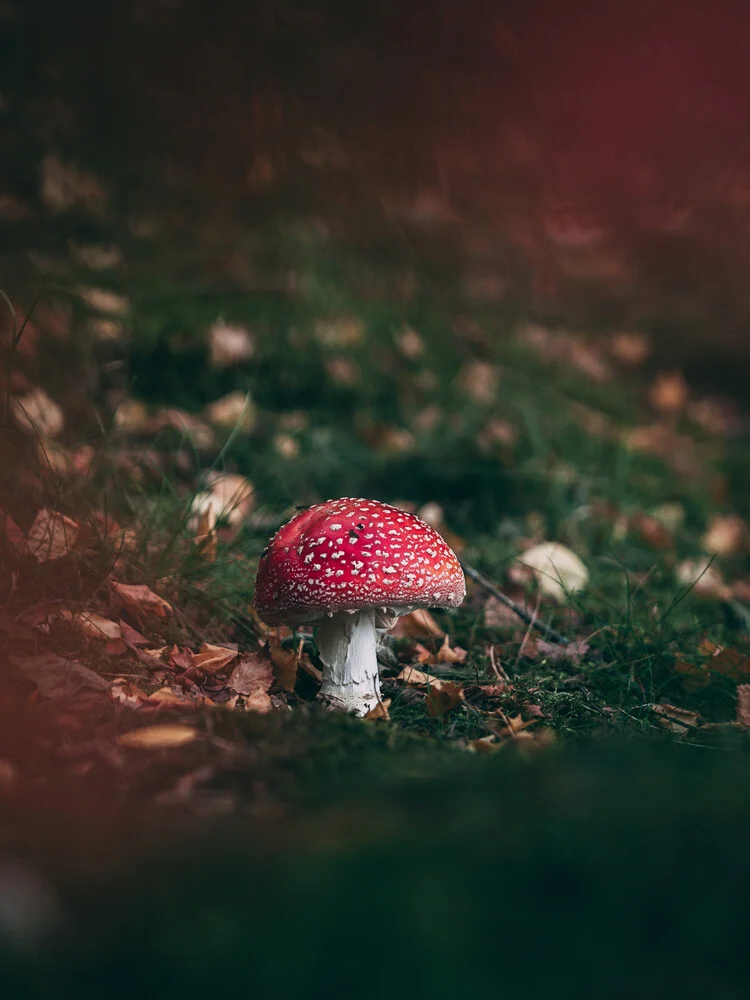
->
[314, 608, 384, 716]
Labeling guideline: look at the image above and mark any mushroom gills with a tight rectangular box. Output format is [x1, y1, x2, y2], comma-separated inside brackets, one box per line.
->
[315, 608, 387, 716]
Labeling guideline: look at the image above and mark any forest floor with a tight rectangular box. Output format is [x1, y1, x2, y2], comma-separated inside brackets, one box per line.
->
[2, 114, 750, 996]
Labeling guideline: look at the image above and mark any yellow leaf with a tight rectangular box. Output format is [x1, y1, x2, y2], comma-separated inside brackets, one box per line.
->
[117, 724, 198, 749]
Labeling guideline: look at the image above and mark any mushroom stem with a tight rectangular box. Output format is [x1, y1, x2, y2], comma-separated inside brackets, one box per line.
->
[315, 608, 384, 716]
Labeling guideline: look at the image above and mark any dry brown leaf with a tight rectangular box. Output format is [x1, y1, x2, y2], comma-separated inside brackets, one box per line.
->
[426, 681, 464, 718]
[391, 608, 445, 638]
[110, 679, 151, 708]
[364, 698, 391, 721]
[27, 509, 80, 562]
[59, 610, 122, 641]
[112, 582, 173, 621]
[148, 687, 193, 705]
[0, 508, 29, 555]
[491, 713, 540, 740]
[117, 724, 198, 749]
[137, 645, 167, 666]
[269, 639, 302, 691]
[244, 691, 274, 713]
[10, 653, 109, 699]
[435, 635, 468, 664]
[651, 703, 700, 733]
[228, 653, 274, 697]
[737, 685, 750, 728]
[674, 659, 711, 692]
[190, 644, 239, 675]
[119, 620, 151, 647]
[705, 647, 750, 682]
[397, 666, 446, 689]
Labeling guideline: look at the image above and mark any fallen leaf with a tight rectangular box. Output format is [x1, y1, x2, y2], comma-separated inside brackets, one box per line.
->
[156, 409, 215, 450]
[468, 735, 501, 754]
[0, 508, 29, 555]
[675, 558, 730, 600]
[483, 595, 525, 629]
[209, 319, 255, 368]
[457, 360, 500, 406]
[491, 713, 540, 740]
[517, 542, 589, 601]
[228, 653, 274, 697]
[701, 514, 747, 556]
[117, 724, 198, 749]
[536, 637, 590, 664]
[364, 698, 391, 720]
[119, 620, 151, 647]
[426, 681, 464, 718]
[190, 644, 239, 675]
[435, 635, 468, 664]
[396, 666, 446, 689]
[244, 690, 274, 713]
[705, 646, 750, 682]
[148, 687, 193, 705]
[78, 286, 129, 316]
[674, 659, 711, 692]
[203, 391, 255, 432]
[269, 639, 302, 691]
[651, 703, 700, 734]
[10, 389, 65, 439]
[737, 685, 750, 728]
[10, 654, 109, 699]
[610, 331, 651, 366]
[26, 509, 80, 562]
[137, 646, 167, 666]
[112, 582, 173, 621]
[648, 370, 688, 416]
[59, 611, 121, 641]
[110, 679, 150, 707]
[391, 608, 445, 638]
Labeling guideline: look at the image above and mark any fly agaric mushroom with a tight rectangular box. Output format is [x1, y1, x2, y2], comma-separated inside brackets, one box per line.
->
[254, 498, 465, 716]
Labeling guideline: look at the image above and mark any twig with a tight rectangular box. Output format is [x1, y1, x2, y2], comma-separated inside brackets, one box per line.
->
[459, 558, 571, 647]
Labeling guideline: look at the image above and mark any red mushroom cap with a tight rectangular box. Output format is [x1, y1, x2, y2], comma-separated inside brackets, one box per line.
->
[254, 498, 466, 625]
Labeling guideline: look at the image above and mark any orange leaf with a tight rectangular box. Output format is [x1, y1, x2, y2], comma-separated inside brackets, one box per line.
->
[269, 638, 302, 691]
[426, 682, 464, 718]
